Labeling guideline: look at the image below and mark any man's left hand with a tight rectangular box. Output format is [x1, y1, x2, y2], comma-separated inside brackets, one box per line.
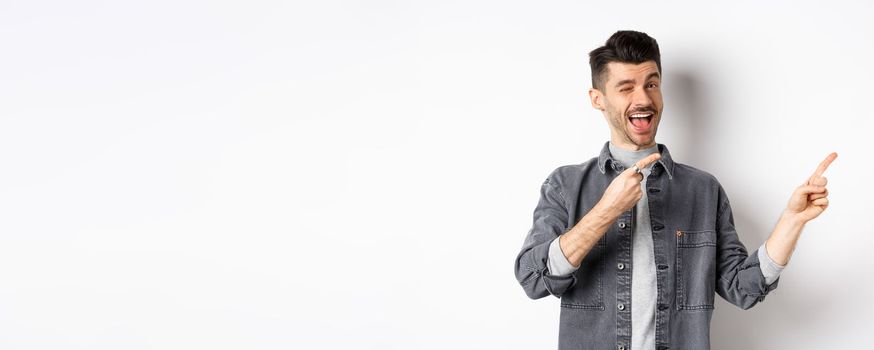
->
[784, 152, 837, 224]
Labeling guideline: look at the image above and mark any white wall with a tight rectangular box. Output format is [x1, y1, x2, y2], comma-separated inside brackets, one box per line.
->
[1, 0, 871, 349]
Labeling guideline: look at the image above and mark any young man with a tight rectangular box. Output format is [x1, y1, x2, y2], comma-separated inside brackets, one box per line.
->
[513, 30, 836, 350]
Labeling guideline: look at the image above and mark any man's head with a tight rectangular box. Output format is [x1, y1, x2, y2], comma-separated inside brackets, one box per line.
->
[588, 30, 663, 151]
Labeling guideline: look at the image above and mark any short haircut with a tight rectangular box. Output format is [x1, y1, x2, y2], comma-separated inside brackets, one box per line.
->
[589, 30, 661, 91]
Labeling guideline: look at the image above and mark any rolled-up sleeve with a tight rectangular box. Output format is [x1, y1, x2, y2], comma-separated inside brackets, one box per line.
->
[514, 175, 577, 299]
[757, 242, 786, 285]
[548, 236, 580, 276]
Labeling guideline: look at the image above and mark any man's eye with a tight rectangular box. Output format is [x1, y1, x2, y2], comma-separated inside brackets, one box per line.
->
[647, 83, 659, 88]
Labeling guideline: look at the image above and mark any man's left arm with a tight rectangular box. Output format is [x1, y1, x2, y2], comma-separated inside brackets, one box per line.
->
[713, 185, 780, 310]
[764, 152, 837, 266]
[715, 152, 836, 309]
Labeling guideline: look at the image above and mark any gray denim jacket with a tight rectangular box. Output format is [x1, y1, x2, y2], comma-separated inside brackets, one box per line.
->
[514, 142, 779, 350]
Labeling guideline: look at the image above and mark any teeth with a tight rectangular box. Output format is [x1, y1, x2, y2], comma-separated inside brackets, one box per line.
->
[629, 114, 652, 118]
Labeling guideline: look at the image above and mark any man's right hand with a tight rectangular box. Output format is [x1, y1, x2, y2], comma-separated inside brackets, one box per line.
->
[558, 152, 662, 268]
[595, 153, 662, 218]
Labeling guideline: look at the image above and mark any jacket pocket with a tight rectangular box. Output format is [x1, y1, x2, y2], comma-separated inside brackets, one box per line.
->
[560, 237, 605, 310]
[675, 229, 716, 310]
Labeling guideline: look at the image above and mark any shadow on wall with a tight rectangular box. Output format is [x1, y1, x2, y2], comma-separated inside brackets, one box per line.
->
[668, 69, 833, 350]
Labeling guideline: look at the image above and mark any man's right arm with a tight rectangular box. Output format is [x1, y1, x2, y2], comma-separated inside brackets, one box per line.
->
[546, 203, 619, 276]
[515, 153, 661, 298]
[555, 153, 662, 271]
[556, 205, 621, 270]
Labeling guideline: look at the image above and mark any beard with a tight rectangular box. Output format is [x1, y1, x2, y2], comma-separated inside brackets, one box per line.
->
[605, 102, 658, 148]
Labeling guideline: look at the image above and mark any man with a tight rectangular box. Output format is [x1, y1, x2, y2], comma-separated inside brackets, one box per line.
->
[513, 30, 836, 350]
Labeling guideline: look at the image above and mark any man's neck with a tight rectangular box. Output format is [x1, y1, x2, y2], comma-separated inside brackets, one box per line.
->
[608, 141, 659, 168]
[609, 137, 656, 152]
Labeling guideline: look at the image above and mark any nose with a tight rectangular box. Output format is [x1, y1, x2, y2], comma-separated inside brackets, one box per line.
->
[631, 87, 654, 110]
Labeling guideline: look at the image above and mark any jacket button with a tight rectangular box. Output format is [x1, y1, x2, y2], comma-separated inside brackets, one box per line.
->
[617, 263, 625, 270]
[619, 222, 627, 229]
[618, 346, 626, 350]
[617, 303, 625, 311]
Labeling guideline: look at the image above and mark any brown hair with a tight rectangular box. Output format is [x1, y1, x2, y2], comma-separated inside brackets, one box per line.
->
[589, 30, 661, 90]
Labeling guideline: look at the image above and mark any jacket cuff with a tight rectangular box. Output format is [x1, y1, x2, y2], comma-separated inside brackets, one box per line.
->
[542, 271, 576, 297]
[745, 250, 781, 303]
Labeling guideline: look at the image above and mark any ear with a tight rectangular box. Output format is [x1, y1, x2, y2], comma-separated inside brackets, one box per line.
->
[588, 88, 605, 111]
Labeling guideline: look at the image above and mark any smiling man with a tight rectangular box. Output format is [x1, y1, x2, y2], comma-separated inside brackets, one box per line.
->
[513, 30, 836, 350]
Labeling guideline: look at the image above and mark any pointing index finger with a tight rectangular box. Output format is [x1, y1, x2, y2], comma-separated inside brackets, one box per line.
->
[635, 153, 662, 171]
[812, 152, 838, 178]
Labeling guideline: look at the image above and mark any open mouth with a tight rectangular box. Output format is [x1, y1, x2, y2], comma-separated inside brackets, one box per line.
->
[628, 112, 653, 131]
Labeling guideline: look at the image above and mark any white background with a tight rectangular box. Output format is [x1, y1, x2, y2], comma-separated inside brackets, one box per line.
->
[1, 0, 872, 349]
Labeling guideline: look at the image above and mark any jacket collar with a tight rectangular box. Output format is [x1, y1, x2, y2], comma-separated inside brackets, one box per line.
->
[597, 141, 675, 180]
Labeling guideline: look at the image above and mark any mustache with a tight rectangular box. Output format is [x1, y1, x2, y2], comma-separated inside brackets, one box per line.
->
[626, 107, 656, 116]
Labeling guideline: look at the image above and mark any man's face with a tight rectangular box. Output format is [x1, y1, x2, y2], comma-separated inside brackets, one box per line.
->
[589, 61, 663, 150]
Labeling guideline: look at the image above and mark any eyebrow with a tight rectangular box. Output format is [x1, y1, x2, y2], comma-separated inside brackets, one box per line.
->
[613, 72, 661, 88]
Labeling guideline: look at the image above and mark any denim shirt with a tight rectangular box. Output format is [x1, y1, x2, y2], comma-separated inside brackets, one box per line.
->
[514, 142, 780, 350]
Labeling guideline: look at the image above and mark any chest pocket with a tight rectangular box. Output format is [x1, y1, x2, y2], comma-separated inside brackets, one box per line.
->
[560, 236, 605, 310]
[675, 229, 717, 310]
